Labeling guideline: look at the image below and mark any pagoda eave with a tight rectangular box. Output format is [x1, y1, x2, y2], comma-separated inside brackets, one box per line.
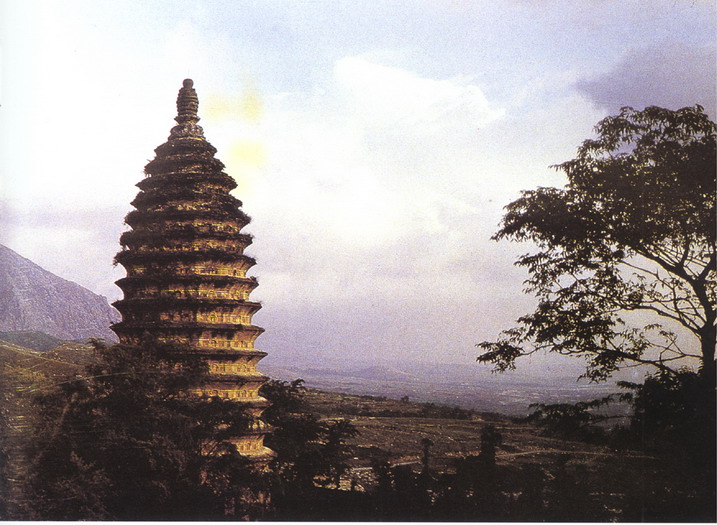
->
[112, 298, 262, 315]
[124, 208, 250, 229]
[114, 249, 256, 267]
[208, 373, 269, 384]
[120, 229, 252, 246]
[115, 274, 259, 289]
[111, 320, 265, 334]
[137, 172, 237, 192]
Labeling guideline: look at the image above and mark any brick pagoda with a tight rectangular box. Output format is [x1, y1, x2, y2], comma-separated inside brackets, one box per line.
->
[112, 79, 271, 458]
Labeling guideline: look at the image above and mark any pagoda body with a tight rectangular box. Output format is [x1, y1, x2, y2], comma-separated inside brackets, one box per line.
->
[112, 79, 271, 458]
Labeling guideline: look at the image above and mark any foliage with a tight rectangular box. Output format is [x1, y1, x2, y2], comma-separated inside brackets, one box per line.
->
[23, 340, 264, 520]
[522, 370, 715, 520]
[621, 370, 715, 518]
[0, 389, 8, 519]
[525, 397, 618, 442]
[260, 379, 358, 491]
[478, 105, 716, 384]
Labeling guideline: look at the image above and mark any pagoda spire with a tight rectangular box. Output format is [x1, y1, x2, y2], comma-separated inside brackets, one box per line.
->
[170, 78, 205, 139]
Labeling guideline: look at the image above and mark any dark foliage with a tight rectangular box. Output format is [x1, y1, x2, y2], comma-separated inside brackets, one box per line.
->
[621, 370, 715, 520]
[259, 379, 359, 515]
[22, 340, 265, 520]
[0, 388, 8, 519]
[525, 397, 616, 442]
[524, 370, 716, 521]
[476, 105, 716, 522]
[478, 105, 716, 385]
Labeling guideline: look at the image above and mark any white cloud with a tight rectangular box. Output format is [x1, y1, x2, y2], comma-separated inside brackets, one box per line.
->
[333, 56, 504, 133]
[200, 56, 606, 366]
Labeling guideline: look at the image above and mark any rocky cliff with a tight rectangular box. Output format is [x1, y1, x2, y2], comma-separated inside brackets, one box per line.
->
[0, 244, 119, 341]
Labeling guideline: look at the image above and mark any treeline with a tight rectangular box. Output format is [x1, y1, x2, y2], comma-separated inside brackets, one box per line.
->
[320, 396, 476, 419]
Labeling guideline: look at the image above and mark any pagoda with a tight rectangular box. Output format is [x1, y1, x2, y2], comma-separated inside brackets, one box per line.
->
[112, 79, 271, 458]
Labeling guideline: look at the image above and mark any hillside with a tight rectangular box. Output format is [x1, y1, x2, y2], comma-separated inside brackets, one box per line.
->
[300, 388, 667, 521]
[0, 244, 119, 342]
[0, 330, 68, 352]
[0, 340, 698, 521]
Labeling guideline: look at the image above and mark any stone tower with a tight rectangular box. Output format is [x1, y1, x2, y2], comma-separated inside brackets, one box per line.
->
[112, 79, 271, 458]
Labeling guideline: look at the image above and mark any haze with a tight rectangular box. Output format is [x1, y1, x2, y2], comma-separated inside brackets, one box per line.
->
[1, 0, 715, 376]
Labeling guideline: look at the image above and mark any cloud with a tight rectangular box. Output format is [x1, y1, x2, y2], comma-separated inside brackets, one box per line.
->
[195, 56, 606, 365]
[576, 43, 717, 118]
[333, 56, 504, 133]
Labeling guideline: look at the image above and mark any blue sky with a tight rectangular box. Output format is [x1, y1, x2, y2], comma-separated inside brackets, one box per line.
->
[1, 0, 715, 372]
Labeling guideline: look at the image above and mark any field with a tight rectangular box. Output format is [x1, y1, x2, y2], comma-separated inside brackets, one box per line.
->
[302, 388, 669, 521]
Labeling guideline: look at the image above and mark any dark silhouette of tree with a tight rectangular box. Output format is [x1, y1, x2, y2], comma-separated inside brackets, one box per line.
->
[323, 418, 359, 488]
[0, 398, 8, 519]
[259, 379, 359, 516]
[513, 464, 545, 520]
[420, 437, 434, 475]
[478, 105, 716, 385]
[545, 456, 607, 521]
[619, 369, 716, 520]
[23, 340, 264, 520]
[369, 456, 393, 517]
[526, 398, 612, 442]
[478, 105, 716, 521]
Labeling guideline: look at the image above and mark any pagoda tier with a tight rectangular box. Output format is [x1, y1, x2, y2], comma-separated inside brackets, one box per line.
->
[112, 79, 271, 458]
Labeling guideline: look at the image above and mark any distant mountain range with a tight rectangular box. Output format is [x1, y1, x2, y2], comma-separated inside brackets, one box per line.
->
[0, 244, 119, 342]
[261, 358, 623, 416]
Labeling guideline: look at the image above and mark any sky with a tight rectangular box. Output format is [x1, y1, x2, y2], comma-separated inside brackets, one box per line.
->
[0, 0, 715, 374]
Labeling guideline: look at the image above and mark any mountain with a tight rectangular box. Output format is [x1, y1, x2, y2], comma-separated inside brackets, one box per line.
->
[0, 244, 119, 342]
[261, 355, 627, 416]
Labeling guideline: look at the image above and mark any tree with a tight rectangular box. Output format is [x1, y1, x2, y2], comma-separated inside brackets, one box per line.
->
[0, 397, 8, 519]
[260, 379, 358, 490]
[23, 340, 263, 520]
[478, 105, 716, 385]
[477, 105, 716, 521]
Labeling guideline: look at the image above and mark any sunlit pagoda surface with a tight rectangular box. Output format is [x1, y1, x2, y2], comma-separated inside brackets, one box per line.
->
[112, 79, 271, 458]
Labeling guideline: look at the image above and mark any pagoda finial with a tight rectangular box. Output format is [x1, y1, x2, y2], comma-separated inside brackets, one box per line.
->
[170, 78, 205, 139]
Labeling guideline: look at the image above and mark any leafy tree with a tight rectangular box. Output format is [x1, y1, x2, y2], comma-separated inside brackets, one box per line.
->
[478, 105, 716, 385]
[260, 379, 358, 490]
[322, 418, 359, 488]
[478, 105, 716, 521]
[525, 398, 613, 442]
[619, 369, 715, 519]
[23, 340, 263, 520]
